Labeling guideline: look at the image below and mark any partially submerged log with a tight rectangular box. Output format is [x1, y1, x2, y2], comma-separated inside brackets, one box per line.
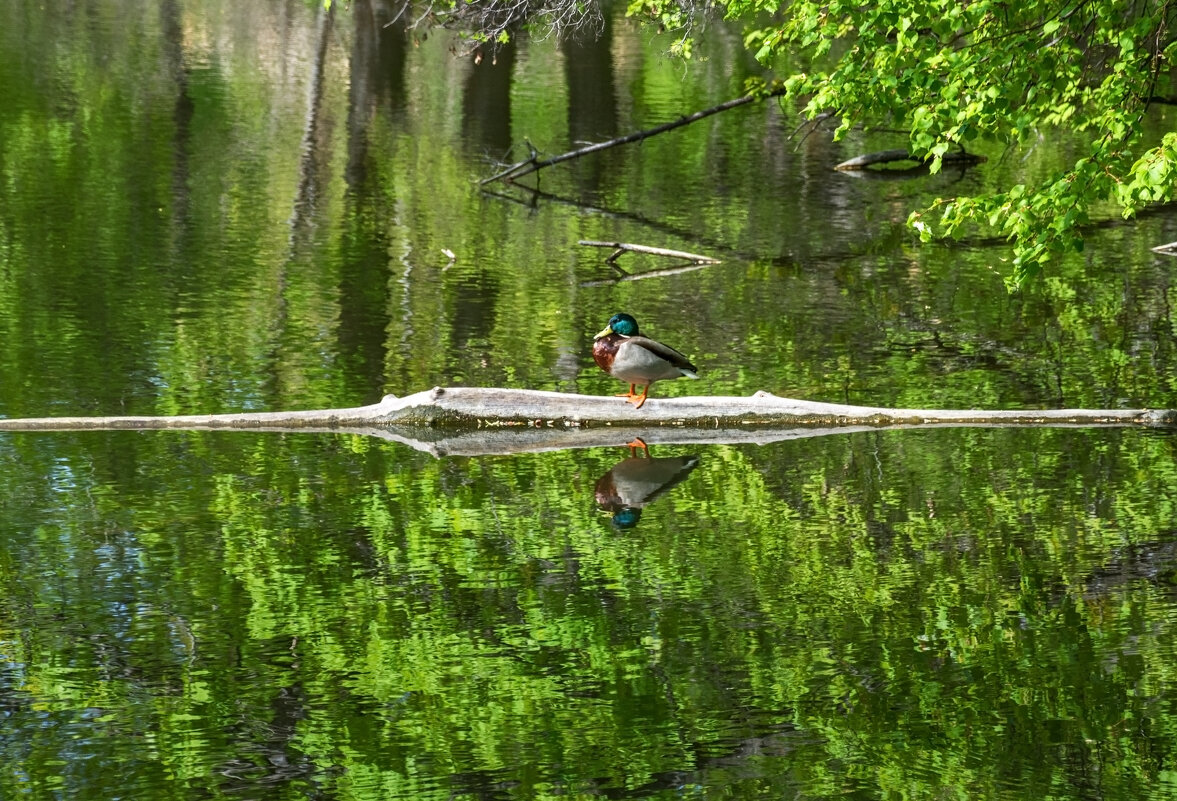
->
[835, 149, 987, 172]
[0, 387, 1173, 431]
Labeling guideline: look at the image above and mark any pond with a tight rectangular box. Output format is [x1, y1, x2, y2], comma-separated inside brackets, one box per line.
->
[3, 1, 1177, 799]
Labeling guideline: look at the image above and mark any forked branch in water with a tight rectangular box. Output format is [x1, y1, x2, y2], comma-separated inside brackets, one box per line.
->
[578, 240, 720, 265]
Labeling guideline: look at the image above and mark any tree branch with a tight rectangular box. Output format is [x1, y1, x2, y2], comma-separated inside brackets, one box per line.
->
[481, 89, 786, 184]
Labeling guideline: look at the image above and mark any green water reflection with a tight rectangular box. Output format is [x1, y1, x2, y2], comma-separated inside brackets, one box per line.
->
[2, 428, 1177, 799]
[4, 0, 1177, 798]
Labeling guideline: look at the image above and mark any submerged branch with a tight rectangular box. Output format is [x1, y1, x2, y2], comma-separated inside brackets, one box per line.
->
[481, 90, 784, 184]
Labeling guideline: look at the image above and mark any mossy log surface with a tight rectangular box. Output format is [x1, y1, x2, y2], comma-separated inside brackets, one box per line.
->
[0, 386, 1174, 431]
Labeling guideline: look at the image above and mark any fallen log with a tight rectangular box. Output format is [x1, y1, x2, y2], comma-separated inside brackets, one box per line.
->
[0, 387, 1173, 433]
[835, 148, 987, 171]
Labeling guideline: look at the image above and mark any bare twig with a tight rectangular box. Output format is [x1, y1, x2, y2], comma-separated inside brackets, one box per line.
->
[789, 111, 834, 145]
[404, 0, 602, 50]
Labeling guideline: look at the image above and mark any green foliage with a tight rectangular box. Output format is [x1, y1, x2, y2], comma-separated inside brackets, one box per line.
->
[633, 0, 1177, 289]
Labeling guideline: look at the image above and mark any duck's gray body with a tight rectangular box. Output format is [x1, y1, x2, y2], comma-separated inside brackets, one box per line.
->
[607, 336, 698, 384]
[595, 455, 701, 510]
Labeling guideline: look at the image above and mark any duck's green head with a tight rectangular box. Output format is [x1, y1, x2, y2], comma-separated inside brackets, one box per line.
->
[595, 312, 639, 339]
[612, 507, 642, 528]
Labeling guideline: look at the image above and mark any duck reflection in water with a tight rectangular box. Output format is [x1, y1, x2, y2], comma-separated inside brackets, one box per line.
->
[594, 438, 700, 529]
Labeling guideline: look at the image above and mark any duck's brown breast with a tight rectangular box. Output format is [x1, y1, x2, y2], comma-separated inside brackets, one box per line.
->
[592, 334, 621, 374]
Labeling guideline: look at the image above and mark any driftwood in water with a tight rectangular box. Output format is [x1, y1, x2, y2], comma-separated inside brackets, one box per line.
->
[0, 387, 1173, 432]
[481, 89, 785, 185]
[835, 148, 987, 171]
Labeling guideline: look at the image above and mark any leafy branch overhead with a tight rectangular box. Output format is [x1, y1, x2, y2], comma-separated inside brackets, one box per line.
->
[627, 0, 1177, 288]
[415, 0, 1176, 288]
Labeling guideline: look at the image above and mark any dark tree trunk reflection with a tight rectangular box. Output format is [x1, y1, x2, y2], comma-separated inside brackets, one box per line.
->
[561, 13, 617, 193]
[462, 42, 516, 156]
[337, 0, 411, 398]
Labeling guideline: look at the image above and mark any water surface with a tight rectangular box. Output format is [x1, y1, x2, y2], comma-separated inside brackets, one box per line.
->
[3, 1, 1177, 799]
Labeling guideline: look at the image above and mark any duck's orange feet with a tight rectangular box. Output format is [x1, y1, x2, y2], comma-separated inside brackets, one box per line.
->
[627, 386, 650, 409]
[626, 437, 649, 456]
[614, 383, 637, 399]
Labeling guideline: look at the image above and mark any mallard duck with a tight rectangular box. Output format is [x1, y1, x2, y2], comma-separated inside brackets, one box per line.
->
[592, 313, 698, 409]
[594, 444, 700, 528]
